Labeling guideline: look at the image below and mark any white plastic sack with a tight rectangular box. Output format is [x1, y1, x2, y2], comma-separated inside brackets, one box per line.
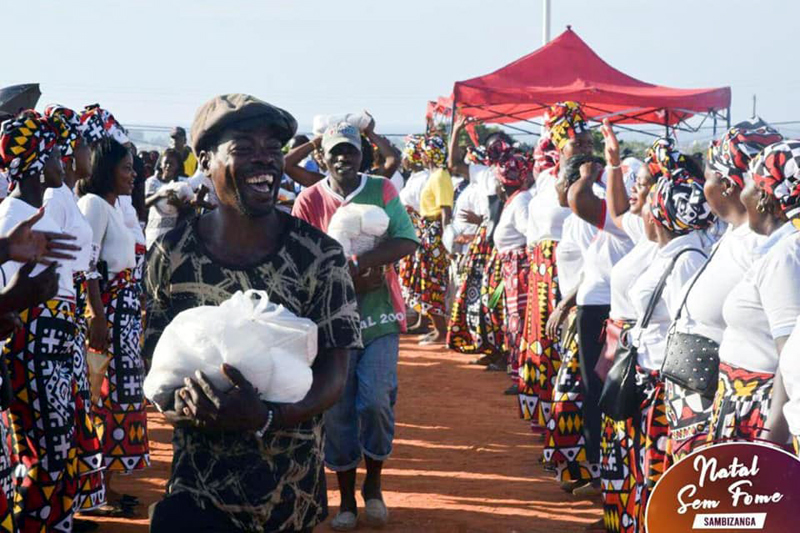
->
[144, 290, 318, 407]
[156, 181, 194, 214]
[327, 203, 390, 256]
[312, 112, 371, 136]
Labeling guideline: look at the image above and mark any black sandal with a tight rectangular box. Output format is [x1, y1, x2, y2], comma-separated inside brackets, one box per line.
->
[80, 502, 134, 518]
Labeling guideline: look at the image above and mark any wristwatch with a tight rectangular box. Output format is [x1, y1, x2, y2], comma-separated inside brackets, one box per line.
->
[254, 404, 275, 439]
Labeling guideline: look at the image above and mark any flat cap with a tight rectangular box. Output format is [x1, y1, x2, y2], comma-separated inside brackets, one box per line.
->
[191, 94, 297, 153]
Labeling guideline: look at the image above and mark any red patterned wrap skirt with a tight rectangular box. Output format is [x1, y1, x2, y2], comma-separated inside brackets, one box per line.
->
[518, 240, 561, 430]
[95, 269, 150, 473]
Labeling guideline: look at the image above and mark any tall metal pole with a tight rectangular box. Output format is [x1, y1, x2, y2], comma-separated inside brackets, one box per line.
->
[543, 0, 551, 44]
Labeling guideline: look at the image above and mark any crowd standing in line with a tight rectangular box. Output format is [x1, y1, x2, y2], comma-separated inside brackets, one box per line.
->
[0, 92, 797, 533]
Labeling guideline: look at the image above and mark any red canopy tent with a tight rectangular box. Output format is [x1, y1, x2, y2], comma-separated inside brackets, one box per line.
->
[440, 27, 731, 136]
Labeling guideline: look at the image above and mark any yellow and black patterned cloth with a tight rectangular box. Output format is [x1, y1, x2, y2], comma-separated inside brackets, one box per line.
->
[0, 111, 57, 183]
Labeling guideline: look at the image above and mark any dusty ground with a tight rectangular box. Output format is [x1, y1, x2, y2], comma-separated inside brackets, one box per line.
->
[93, 337, 602, 532]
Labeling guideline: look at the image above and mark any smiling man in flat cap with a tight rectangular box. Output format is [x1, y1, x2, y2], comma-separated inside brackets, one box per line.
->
[144, 94, 362, 532]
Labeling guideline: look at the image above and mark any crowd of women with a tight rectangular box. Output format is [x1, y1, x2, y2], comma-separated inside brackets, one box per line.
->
[0, 104, 170, 532]
[0, 96, 797, 533]
[392, 101, 800, 533]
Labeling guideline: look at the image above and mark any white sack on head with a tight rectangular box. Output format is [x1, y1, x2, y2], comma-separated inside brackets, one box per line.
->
[144, 290, 318, 407]
[312, 112, 371, 136]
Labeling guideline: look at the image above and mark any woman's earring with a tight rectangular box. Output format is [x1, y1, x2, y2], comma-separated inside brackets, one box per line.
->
[721, 189, 730, 197]
[72, 159, 77, 172]
[756, 203, 766, 213]
[39, 172, 45, 184]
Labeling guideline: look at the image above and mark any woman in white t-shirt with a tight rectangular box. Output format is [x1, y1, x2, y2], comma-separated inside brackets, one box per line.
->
[43, 104, 110, 515]
[708, 139, 800, 447]
[543, 153, 602, 493]
[552, 151, 640, 498]
[0, 111, 82, 529]
[446, 119, 515, 354]
[517, 103, 593, 433]
[619, 164, 717, 530]
[77, 138, 150, 512]
[662, 120, 782, 461]
[482, 151, 533, 383]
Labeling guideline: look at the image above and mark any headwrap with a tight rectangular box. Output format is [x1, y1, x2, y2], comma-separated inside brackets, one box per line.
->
[44, 104, 86, 161]
[533, 135, 559, 175]
[495, 149, 534, 187]
[649, 169, 715, 235]
[707, 118, 783, 189]
[0, 111, 58, 183]
[545, 101, 589, 149]
[422, 135, 447, 168]
[644, 137, 686, 178]
[465, 144, 487, 165]
[749, 139, 800, 218]
[620, 157, 643, 196]
[403, 134, 425, 166]
[465, 139, 515, 167]
[79, 104, 129, 145]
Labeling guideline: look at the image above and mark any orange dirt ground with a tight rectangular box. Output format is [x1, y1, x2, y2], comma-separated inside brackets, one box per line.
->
[93, 337, 602, 532]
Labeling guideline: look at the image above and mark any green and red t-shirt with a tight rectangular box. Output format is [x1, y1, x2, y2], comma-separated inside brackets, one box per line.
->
[292, 174, 419, 345]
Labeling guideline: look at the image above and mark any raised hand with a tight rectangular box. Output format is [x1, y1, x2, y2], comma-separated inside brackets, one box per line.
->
[363, 111, 376, 134]
[601, 118, 621, 166]
[3, 209, 79, 264]
[453, 113, 472, 132]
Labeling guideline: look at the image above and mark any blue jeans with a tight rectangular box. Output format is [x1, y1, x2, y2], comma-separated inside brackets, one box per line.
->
[324, 333, 399, 471]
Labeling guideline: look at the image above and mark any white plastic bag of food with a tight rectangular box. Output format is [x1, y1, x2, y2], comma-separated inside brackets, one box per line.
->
[327, 203, 390, 256]
[156, 181, 194, 214]
[312, 112, 371, 136]
[144, 290, 318, 407]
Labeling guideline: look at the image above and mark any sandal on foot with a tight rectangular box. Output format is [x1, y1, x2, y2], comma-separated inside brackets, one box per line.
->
[330, 511, 358, 531]
[363, 498, 389, 528]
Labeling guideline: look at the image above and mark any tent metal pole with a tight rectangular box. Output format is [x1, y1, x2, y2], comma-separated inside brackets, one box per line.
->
[713, 111, 718, 137]
[542, 0, 551, 44]
[449, 96, 457, 139]
[727, 107, 731, 128]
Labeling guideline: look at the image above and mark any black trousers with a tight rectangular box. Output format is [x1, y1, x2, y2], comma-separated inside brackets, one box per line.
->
[576, 304, 610, 465]
[149, 492, 315, 533]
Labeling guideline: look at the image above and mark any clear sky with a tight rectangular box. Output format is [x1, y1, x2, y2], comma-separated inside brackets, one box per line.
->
[2, 0, 798, 140]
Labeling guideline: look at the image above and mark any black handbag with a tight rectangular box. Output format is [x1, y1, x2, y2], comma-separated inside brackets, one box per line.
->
[599, 248, 704, 421]
[661, 248, 719, 398]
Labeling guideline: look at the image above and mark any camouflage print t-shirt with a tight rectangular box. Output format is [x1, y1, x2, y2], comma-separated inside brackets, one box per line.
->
[143, 212, 362, 532]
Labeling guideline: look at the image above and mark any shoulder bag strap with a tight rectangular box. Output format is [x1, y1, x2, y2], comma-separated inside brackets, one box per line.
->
[640, 247, 707, 329]
[671, 243, 721, 322]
